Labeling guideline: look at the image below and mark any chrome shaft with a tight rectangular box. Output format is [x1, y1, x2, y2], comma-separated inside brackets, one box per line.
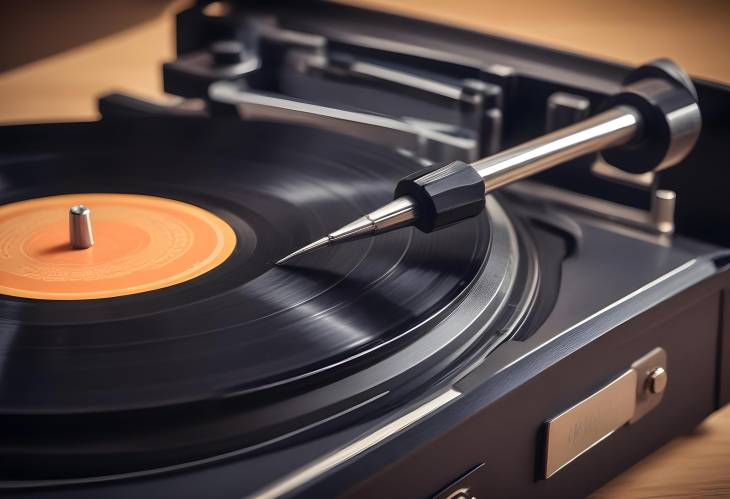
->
[475, 105, 640, 192]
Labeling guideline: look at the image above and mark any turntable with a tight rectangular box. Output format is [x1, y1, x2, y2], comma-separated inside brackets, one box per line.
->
[2, 2, 730, 499]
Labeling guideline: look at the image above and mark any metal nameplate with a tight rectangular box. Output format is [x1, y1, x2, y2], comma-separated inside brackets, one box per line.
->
[544, 369, 637, 478]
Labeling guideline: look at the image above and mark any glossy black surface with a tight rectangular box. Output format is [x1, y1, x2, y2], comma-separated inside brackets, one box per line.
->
[0, 119, 491, 412]
[0, 119, 524, 478]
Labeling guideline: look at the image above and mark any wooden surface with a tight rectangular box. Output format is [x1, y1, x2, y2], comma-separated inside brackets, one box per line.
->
[1, 2, 729, 498]
[0, 0, 182, 123]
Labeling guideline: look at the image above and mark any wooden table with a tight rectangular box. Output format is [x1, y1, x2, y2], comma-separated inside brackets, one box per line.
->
[1, 1, 729, 497]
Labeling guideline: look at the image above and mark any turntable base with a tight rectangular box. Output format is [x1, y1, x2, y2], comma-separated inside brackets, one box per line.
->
[1, 2, 729, 498]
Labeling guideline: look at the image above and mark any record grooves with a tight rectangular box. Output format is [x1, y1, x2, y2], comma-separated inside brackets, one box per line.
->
[0, 119, 537, 479]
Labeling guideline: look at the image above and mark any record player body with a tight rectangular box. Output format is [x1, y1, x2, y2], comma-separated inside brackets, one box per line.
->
[2, 2, 730, 499]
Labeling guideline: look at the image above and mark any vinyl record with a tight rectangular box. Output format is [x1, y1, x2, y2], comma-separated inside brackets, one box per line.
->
[0, 118, 530, 478]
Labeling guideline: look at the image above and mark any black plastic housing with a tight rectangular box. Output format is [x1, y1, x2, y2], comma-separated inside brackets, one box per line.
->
[169, 1, 730, 247]
[601, 59, 702, 174]
[394, 161, 486, 232]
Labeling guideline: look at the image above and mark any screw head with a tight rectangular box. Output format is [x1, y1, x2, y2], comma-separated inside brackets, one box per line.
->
[648, 367, 667, 394]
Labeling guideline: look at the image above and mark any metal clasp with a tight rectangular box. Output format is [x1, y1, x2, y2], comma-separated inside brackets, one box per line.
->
[543, 347, 667, 478]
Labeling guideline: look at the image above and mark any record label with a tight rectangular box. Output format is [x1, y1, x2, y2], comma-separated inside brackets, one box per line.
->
[0, 193, 237, 300]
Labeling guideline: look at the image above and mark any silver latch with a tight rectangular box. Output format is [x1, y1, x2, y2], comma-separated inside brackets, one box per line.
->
[543, 347, 667, 478]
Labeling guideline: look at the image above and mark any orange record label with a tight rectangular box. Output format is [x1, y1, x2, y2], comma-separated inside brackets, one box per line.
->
[0, 193, 237, 300]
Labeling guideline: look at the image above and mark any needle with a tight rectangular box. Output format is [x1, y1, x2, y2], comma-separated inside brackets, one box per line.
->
[276, 197, 417, 265]
[276, 106, 640, 265]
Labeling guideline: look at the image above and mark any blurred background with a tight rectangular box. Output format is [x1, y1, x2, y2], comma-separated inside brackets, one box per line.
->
[1, 0, 729, 123]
